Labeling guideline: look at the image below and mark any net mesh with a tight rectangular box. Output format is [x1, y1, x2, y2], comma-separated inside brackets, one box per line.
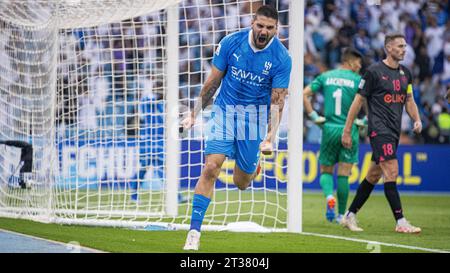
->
[0, 0, 292, 231]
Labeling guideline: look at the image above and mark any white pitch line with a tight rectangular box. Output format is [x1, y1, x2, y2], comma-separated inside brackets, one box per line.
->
[302, 232, 450, 253]
[0, 228, 106, 253]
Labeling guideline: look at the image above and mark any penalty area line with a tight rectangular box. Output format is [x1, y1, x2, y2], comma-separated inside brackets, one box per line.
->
[301, 232, 450, 253]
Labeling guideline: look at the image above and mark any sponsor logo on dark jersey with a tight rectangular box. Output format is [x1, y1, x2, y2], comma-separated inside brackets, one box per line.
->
[384, 94, 406, 104]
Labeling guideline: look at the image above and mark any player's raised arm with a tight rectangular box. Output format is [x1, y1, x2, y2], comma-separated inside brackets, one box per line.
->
[260, 87, 288, 155]
[405, 88, 422, 134]
[342, 94, 365, 149]
[181, 65, 224, 131]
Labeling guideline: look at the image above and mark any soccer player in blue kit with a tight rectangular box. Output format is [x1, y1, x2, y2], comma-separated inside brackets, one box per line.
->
[181, 5, 292, 250]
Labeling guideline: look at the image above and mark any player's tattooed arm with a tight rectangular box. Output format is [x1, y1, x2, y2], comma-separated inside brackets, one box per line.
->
[192, 66, 224, 118]
[405, 93, 422, 134]
[264, 88, 288, 149]
[181, 66, 224, 131]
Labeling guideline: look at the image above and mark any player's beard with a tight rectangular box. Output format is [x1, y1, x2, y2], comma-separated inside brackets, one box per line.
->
[393, 51, 405, 62]
[253, 32, 273, 49]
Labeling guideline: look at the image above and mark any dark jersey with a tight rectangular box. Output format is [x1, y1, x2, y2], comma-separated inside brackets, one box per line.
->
[358, 61, 413, 139]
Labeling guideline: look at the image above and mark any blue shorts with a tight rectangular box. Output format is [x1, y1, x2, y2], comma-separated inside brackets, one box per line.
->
[204, 106, 267, 174]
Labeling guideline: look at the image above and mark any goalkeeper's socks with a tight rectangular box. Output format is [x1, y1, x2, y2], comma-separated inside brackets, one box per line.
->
[319, 173, 334, 198]
[348, 178, 375, 214]
[190, 194, 211, 232]
[337, 176, 349, 215]
[384, 181, 404, 221]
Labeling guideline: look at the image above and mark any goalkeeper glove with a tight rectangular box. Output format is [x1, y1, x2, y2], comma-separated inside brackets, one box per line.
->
[355, 116, 368, 137]
[354, 116, 368, 127]
[308, 111, 326, 125]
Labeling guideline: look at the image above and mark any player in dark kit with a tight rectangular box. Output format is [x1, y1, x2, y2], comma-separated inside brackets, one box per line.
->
[340, 34, 422, 233]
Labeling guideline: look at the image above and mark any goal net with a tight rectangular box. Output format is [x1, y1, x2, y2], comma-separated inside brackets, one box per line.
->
[0, 0, 302, 232]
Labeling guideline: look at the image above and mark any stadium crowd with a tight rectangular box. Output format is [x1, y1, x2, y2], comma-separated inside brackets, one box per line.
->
[6, 0, 445, 144]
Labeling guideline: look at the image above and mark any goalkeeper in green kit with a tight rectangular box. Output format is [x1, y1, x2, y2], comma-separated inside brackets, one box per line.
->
[303, 48, 366, 223]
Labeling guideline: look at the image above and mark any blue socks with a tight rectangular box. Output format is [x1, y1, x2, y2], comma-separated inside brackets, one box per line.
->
[190, 194, 211, 232]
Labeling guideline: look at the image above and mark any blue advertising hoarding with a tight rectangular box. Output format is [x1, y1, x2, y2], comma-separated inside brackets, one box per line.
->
[59, 139, 450, 193]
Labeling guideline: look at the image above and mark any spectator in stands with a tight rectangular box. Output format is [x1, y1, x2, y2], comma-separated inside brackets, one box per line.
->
[56, 0, 449, 144]
[353, 28, 371, 55]
[437, 107, 450, 143]
[446, 87, 450, 104]
[424, 16, 445, 70]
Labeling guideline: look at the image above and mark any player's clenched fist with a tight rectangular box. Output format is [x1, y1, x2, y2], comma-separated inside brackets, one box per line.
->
[341, 131, 352, 149]
[260, 140, 273, 155]
[412, 120, 422, 134]
[181, 114, 195, 131]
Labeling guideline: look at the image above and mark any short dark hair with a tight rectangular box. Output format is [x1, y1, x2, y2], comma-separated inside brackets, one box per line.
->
[384, 33, 406, 47]
[255, 5, 278, 21]
[341, 47, 363, 63]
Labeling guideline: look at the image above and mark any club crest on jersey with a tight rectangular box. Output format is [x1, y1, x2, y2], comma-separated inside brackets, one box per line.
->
[215, 44, 222, 56]
[399, 69, 404, 76]
[263, 61, 272, 75]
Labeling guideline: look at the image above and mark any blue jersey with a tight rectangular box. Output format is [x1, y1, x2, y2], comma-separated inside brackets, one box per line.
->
[212, 28, 292, 109]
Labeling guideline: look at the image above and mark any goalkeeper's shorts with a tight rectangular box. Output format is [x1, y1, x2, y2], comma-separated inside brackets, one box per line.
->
[319, 124, 359, 166]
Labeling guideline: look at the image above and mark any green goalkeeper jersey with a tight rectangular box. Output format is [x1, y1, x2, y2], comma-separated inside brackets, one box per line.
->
[310, 69, 361, 126]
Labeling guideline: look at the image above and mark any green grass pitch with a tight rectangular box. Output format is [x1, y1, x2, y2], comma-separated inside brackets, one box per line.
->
[0, 192, 449, 253]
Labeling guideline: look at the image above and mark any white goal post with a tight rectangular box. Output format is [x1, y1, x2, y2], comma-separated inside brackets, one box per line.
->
[0, 0, 303, 233]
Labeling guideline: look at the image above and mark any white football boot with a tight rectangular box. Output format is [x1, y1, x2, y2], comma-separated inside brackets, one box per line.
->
[395, 218, 421, 234]
[341, 212, 363, 232]
[183, 229, 201, 251]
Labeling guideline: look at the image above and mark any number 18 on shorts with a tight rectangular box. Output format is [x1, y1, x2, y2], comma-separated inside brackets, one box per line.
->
[370, 134, 399, 164]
